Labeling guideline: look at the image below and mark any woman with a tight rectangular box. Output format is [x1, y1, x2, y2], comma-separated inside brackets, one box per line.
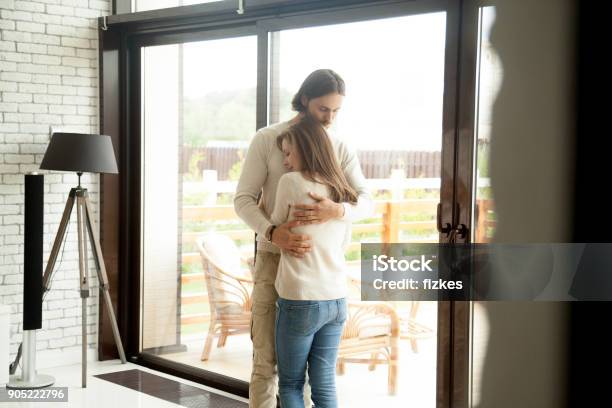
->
[270, 116, 358, 408]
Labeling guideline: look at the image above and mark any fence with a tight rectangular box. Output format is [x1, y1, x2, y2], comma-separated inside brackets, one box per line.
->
[182, 146, 442, 180]
[358, 150, 441, 179]
[178, 196, 495, 327]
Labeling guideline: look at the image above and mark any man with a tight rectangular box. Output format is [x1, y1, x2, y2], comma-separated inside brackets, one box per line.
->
[235, 69, 374, 408]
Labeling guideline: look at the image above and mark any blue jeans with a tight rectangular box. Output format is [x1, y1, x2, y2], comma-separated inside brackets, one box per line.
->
[275, 297, 347, 408]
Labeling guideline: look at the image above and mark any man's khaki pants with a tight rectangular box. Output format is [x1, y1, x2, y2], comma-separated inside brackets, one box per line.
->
[250, 250, 312, 408]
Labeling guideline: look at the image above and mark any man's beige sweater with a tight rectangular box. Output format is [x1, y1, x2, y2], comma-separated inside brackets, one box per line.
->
[234, 120, 374, 254]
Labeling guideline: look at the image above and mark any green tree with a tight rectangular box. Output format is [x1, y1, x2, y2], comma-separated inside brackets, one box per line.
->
[183, 88, 256, 146]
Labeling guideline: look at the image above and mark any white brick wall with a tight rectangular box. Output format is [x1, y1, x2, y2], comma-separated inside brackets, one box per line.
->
[1, 0, 111, 367]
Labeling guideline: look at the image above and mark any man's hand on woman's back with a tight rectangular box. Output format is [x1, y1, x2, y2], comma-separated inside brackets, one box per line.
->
[292, 192, 345, 224]
[272, 192, 344, 258]
[271, 220, 312, 258]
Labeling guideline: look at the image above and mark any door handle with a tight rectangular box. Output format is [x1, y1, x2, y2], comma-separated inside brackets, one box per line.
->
[437, 203, 469, 241]
[437, 203, 452, 235]
[449, 224, 469, 243]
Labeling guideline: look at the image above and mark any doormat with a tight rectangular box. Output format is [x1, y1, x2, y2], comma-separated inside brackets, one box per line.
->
[95, 369, 247, 408]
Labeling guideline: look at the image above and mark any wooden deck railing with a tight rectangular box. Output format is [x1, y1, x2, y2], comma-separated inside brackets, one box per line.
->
[181, 199, 434, 327]
[179, 197, 495, 327]
[181, 199, 439, 261]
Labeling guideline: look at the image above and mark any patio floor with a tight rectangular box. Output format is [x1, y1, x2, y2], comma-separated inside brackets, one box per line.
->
[161, 301, 438, 407]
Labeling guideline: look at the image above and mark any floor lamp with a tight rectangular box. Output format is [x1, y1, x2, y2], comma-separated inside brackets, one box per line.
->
[39, 132, 127, 387]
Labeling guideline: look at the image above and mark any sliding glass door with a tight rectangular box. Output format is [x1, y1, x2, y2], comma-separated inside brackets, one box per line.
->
[100, 0, 483, 406]
[138, 13, 447, 407]
[267, 13, 447, 407]
[140, 35, 258, 377]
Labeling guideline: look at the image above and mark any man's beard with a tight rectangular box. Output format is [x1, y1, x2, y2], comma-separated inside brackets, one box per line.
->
[304, 111, 331, 128]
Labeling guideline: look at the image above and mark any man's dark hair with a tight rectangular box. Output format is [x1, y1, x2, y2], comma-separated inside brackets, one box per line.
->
[291, 69, 345, 112]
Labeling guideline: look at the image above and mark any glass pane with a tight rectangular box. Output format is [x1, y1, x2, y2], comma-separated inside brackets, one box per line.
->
[133, 0, 222, 13]
[470, 6, 501, 408]
[270, 12, 446, 407]
[472, 6, 501, 244]
[140, 35, 257, 382]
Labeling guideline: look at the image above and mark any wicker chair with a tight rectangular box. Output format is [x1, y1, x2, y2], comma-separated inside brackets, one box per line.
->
[196, 234, 254, 361]
[398, 300, 434, 353]
[337, 301, 400, 395]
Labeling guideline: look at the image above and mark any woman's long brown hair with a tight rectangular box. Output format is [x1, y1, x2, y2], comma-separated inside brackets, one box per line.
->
[277, 116, 358, 204]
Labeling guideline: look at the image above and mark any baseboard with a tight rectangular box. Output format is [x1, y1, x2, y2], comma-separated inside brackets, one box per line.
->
[35, 347, 99, 369]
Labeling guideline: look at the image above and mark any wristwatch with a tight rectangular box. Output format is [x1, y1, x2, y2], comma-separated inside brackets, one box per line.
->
[265, 225, 277, 242]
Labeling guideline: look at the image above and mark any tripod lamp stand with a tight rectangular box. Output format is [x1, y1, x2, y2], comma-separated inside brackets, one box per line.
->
[39, 132, 127, 387]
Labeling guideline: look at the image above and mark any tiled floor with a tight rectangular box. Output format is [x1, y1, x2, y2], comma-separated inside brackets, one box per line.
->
[3, 359, 248, 408]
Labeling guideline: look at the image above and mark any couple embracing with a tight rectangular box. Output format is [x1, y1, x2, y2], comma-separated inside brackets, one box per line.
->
[235, 69, 373, 408]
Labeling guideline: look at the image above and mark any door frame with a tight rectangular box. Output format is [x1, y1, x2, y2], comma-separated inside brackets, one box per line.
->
[99, 0, 480, 404]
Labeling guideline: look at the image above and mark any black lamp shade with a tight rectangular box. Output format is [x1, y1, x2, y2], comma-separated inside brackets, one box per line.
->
[40, 133, 118, 174]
